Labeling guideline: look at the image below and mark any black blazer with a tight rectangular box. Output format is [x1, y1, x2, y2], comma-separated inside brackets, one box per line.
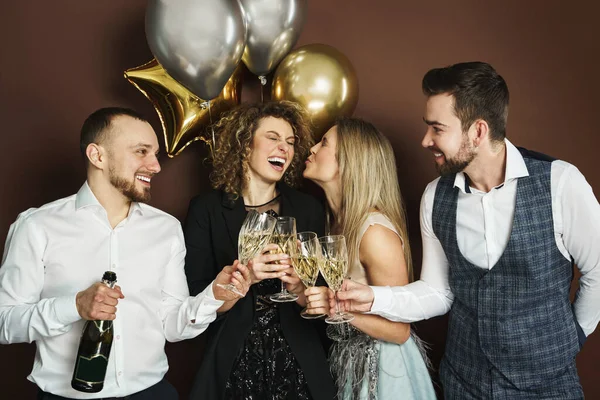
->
[184, 183, 335, 400]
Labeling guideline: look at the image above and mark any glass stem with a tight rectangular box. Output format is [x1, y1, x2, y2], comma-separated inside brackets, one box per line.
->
[281, 280, 287, 293]
[334, 290, 342, 317]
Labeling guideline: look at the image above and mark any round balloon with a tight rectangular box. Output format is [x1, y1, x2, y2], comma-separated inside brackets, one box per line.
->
[240, 0, 307, 78]
[145, 0, 247, 100]
[271, 44, 359, 139]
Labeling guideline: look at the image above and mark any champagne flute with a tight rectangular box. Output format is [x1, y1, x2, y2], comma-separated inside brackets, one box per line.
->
[269, 216, 298, 302]
[216, 210, 276, 296]
[290, 231, 326, 319]
[318, 235, 354, 324]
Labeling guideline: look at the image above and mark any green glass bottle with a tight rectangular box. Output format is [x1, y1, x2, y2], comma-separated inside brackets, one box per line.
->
[71, 271, 117, 393]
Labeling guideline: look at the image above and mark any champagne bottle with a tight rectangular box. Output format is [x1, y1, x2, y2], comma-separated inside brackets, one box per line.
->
[71, 271, 117, 393]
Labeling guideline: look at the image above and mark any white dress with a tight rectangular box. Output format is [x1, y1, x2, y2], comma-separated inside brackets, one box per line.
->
[330, 213, 436, 400]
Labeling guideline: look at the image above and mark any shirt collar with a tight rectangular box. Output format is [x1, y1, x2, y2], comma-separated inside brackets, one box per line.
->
[75, 181, 144, 216]
[453, 138, 529, 193]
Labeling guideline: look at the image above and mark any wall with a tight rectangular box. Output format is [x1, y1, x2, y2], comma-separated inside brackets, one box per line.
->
[1, 1, 598, 397]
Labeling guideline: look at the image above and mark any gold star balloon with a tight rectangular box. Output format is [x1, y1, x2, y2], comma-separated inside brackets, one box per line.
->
[124, 58, 243, 157]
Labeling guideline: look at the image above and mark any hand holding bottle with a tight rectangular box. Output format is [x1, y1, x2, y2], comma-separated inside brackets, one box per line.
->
[75, 282, 124, 321]
[72, 271, 118, 393]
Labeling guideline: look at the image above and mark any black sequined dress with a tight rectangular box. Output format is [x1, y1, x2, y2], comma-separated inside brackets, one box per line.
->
[224, 278, 312, 400]
[185, 187, 335, 400]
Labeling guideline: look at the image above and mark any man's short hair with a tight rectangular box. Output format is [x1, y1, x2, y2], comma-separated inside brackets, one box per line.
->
[80, 107, 148, 163]
[422, 61, 510, 141]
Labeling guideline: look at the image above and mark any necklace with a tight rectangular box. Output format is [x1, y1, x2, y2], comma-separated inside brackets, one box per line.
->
[244, 193, 281, 208]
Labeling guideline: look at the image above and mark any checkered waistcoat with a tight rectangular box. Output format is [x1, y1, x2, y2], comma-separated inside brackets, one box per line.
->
[432, 153, 580, 390]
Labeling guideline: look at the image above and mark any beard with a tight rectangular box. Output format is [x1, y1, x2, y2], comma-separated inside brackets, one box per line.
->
[435, 135, 476, 176]
[109, 166, 151, 203]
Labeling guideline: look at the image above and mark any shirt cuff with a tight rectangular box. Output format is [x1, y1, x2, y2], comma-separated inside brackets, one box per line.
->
[189, 282, 225, 324]
[53, 294, 82, 325]
[368, 286, 395, 315]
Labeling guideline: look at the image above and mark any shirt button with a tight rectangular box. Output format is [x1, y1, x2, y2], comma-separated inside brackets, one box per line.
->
[118, 371, 122, 376]
[116, 335, 121, 340]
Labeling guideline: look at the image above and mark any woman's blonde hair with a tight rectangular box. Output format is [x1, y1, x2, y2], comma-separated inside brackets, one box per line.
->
[210, 101, 313, 198]
[334, 117, 414, 281]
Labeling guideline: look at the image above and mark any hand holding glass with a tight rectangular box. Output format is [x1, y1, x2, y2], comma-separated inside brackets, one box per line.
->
[269, 216, 298, 302]
[216, 210, 276, 296]
[290, 231, 326, 319]
[318, 235, 354, 324]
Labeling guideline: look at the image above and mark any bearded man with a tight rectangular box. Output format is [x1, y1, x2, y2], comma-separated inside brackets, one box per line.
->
[0, 107, 251, 400]
[335, 62, 599, 399]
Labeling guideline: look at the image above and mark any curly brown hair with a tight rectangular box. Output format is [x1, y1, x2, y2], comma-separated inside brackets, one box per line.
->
[210, 101, 313, 198]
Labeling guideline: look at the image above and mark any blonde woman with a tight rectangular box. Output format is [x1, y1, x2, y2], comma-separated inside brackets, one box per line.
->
[304, 117, 435, 399]
[183, 101, 335, 400]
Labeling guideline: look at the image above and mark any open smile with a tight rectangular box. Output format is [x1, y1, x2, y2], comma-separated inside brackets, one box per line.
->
[429, 149, 445, 163]
[136, 174, 152, 186]
[268, 156, 287, 172]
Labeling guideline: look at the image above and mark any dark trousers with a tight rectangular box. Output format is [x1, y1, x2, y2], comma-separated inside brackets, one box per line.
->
[37, 379, 178, 400]
[440, 358, 583, 400]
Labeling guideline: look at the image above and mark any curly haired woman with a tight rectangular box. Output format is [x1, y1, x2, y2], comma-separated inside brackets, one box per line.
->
[184, 101, 336, 400]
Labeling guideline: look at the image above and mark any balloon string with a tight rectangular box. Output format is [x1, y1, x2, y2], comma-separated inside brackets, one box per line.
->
[199, 100, 215, 157]
[259, 75, 267, 103]
[208, 101, 215, 158]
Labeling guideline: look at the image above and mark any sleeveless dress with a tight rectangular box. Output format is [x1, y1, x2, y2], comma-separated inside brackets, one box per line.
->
[329, 213, 436, 400]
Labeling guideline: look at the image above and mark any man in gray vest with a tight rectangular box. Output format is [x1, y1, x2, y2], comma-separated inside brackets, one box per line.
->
[333, 61, 599, 398]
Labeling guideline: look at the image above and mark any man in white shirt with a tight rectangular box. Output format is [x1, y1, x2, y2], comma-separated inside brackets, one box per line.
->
[0, 107, 253, 399]
[335, 62, 599, 399]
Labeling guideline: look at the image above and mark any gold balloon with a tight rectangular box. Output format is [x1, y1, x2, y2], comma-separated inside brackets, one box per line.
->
[124, 59, 242, 157]
[271, 44, 359, 139]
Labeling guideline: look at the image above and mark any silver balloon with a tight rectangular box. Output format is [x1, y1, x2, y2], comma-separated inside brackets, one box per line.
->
[240, 0, 307, 78]
[146, 0, 247, 100]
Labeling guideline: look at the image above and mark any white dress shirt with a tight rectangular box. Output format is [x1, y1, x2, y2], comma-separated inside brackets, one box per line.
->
[371, 140, 600, 336]
[0, 183, 224, 398]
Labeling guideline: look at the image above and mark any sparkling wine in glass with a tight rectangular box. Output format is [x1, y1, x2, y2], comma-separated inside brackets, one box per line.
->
[318, 235, 354, 324]
[290, 231, 326, 319]
[216, 210, 276, 296]
[269, 216, 298, 302]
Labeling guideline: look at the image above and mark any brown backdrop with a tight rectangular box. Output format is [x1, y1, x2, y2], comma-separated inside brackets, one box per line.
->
[1, 1, 599, 398]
